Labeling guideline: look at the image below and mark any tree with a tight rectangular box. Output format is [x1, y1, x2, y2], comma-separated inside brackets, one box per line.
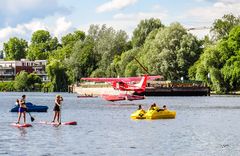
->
[14, 71, 28, 91]
[51, 30, 86, 60]
[106, 48, 140, 77]
[27, 73, 42, 90]
[46, 59, 69, 91]
[189, 25, 240, 93]
[61, 30, 85, 47]
[3, 37, 28, 60]
[211, 14, 240, 40]
[66, 37, 96, 82]
[140, 22, 202, 80]
[132, 18, 164, 47]
[27, 30, 59, 60]
[0, 50, 4, 59]
[88, 24, 129, 77]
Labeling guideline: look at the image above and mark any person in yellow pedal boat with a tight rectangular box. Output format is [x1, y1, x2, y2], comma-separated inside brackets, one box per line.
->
[149, 103, 156, 110]
[138, 105, 146, 112]
[163, 105, 168, 110]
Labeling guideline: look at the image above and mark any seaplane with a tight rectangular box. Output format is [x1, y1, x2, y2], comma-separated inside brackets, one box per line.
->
[81, 75, 161, 102]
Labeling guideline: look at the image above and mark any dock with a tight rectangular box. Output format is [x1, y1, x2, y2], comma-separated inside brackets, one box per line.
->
[74, 80, 210, 96]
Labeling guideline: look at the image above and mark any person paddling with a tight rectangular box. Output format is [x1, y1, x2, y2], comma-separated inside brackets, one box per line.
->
[52, 95, 63, 124]
[16, 95, 27, 124]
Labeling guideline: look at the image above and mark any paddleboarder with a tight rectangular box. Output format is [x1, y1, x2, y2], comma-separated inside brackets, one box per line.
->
[16, 95, 27, 124]
[52, 95, 63, 124]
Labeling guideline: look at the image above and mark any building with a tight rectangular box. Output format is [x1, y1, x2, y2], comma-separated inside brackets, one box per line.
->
[0, 59, 48, 81]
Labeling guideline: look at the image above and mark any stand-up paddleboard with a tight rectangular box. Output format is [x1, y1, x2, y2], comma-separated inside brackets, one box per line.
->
[11, 123, 32, 128]
[39, 121, 77, 125]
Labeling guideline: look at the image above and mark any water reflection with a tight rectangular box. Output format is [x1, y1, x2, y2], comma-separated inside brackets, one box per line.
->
[17, 127, 27, 136]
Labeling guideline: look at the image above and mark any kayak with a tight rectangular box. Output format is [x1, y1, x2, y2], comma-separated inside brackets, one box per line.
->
[77, 95, 97, 98]
[11, 123, 32, 128]
[145, 109, 176, 119]
[130, 109, 146, 119]
[39, 121, 77, 125]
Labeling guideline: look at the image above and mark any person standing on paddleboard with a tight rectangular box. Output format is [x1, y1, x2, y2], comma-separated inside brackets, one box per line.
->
[16, 95, 27, 124]
[52, 95, 63, 123]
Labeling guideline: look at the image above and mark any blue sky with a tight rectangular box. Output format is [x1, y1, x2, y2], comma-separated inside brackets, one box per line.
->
[0, 0, 239, 49]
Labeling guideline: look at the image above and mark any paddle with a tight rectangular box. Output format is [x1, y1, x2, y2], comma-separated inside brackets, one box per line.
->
[59, 105, 62, 125]
[27, 111, 35, 122]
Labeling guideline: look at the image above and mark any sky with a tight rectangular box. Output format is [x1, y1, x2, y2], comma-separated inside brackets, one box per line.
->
[0, 0, 239, 49]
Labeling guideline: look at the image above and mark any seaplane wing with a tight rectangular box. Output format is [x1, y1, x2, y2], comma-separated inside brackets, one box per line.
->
[81, 75, 162, 83]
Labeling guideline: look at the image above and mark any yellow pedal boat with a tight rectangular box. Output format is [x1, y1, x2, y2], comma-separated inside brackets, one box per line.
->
[131, 107, 176, 120]
[145, 109, 176, 119]
[130, 109, 146, 119]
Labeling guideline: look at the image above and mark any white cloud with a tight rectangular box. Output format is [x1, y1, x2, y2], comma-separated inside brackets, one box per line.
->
[0, 17, 74, 49]
[82, 10, 168, 39]
[96, 0, 138, 13]
[113, 11, 168, 21]
[0, 0, 70, 27]
[53, 17, 72, 38]
[180, 0, 240, 38]
[182, 1, 240, 27]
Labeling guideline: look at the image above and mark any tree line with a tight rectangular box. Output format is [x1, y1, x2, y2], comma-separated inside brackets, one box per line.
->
[2, 14, 240, 93]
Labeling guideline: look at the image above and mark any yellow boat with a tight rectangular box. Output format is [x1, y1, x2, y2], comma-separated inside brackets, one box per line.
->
[145, 108, 176, 119]
[130, 109, 146, 119]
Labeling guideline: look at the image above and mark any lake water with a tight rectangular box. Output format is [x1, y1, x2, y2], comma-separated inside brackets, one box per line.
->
[1, 92, 240, 156]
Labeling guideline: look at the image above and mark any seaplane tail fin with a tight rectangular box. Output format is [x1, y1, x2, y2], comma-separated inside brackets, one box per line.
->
[135, 75, 148, 89]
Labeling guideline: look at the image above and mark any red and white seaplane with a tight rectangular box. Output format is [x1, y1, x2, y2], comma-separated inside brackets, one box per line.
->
[81, 75, 161, 102]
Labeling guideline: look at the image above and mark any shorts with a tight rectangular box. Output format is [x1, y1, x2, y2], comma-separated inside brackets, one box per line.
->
[53, 105, 60, 112]
[18, 107, 26, 113]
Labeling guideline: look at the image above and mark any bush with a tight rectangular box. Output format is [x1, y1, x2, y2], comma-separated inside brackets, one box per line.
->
[0, 81, 15, 91]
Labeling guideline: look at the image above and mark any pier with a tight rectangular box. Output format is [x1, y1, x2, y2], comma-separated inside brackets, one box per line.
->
[75, 80, 210, 96]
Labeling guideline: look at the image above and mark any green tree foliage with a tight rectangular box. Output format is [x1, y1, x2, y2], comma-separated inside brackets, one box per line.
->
[0, 82, 15, 91]
[132, 18, 164, 47]
[46, 59, 69, 91]
[61, 30, 85, 47]
[27, 30, 59, 60]
[27, 73, 42, 89]
[140, 23, 202, 80]
[189, 25, 240, 93]
[14, 71, 42, 91]
[66, 37, 96, 82]
[106, 48, 140, 77]
[14, 71, 29, 91]
[211, 14, 240, 40]
[88, 24, 129, 77]
[57, 30, 86, 59]
[3, 37, 28, 60]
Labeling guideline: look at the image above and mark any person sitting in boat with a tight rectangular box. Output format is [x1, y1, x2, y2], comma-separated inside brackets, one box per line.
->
[52, 95, 63, 123]
[163, 105, 167, 110]
[138, 105, 143, 110]
[16, 95, 27, 124]
[138, 105, 146, 112]
[149, 103, 157, 110]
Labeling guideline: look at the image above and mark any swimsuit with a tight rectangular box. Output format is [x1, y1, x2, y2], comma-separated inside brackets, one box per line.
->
[53, 104, 60, 111]
[18, 107, 27, 112]
[18, 99, 27, 113]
